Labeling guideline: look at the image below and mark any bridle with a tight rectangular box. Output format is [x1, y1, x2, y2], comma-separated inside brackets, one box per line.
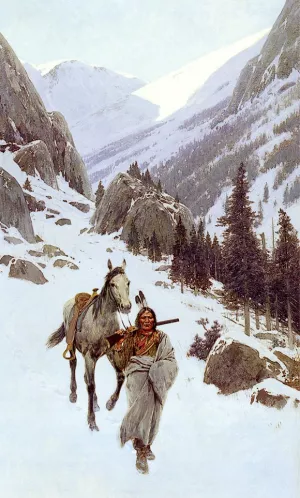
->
[108, 276, 132, 329]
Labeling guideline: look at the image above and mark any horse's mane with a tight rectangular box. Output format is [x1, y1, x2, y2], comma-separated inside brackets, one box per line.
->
[92, 267, 125, 318]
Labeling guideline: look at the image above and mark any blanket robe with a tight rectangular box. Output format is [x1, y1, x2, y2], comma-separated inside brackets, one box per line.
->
[120, 332, 178, 446]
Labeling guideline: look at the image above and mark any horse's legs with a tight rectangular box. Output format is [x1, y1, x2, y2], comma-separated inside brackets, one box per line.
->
[106, 364, 125, 411]
[83, 353, 99, 431]
[69, 356, 77, 403]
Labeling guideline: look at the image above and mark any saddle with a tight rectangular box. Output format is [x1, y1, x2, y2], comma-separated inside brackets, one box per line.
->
[63, 288, 99, 360]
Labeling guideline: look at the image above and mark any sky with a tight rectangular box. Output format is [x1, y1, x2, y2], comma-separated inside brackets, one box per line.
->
[2, 0, 285, 81]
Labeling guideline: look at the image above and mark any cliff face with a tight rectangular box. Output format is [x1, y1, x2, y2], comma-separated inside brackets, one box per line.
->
[0, 34, 92, 200]
[229, 0, 300, 112]
[94, 172, 194, 254]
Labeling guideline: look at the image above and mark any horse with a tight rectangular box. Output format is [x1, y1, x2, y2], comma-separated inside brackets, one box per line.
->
[46, 259, 132, 431]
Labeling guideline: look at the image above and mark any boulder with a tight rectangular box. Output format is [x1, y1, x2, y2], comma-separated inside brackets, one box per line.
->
[94, 172, 145, 234]
[46, 214, 55, 219]
[69, 201, 90, 213]
[4, 236, 23, 245]
[121, 192, 193, 254]
[24, 193, 46, 212]
[106, 248, 113, 253]
[250, 379, 300, 409]
[155, 264, 171, 272]
[14, 141, 58, 189]
[79, 228, 88, 235]
[0, 255, 13, 266]
[9, 259, 48, 284]
[0, 168, 35, 243]
[38, 263, 46, 269]
[35, 235, 43, 243]
[42, 244, 67, 258]
[274, 350, 300, 390]
[204, 333, 284, 394]
[53, 259, 79, 270]
[55, 218, 71, 226]
[28, 250, 44, 257]
[47, 208, 60, 215]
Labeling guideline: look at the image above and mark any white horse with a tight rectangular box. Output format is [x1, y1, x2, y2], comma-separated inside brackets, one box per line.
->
[46, 259, 131, 431]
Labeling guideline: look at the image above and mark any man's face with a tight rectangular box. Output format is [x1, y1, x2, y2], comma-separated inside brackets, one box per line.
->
[139, 311, 155, 332]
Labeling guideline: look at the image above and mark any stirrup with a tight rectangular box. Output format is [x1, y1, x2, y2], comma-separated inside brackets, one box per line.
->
[63, 344, 76, 361]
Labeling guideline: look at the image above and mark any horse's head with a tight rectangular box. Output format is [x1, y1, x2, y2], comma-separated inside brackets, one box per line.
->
[106, 259, 131, 314]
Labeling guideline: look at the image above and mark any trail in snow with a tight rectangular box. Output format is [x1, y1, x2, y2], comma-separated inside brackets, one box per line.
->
[0, 174, 299, 498]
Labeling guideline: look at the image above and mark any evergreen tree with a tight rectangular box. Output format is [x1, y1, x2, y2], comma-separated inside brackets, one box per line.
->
[263, 183, 269, 203]
[211, 234, 223, 282]
[217, 162, 266, 335]
[144, 169, 153, 188]
[195, 219, 211, 291]
[185, 225, 198, 288]
[157, 179, 162, 193]
[127, 220, 140, 255]
[270, 210, 300, 346]
[148, 231, 162, 262]
[95, 180, 105, 208]
[254, 200, 263, 228]
[283, 184, 289, 207]
[127, 161, 142, 180]
[23, 177, 33, 192]
[205, 232, 213, 276]
[171, 216, 188, 293]
[175, 192, 180, 204]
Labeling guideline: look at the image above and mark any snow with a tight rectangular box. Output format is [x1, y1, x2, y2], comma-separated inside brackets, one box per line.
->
[1, 162, 300, 498]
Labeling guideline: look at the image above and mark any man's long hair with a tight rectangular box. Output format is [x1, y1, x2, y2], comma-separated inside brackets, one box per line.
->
[135, 307, 157, 330]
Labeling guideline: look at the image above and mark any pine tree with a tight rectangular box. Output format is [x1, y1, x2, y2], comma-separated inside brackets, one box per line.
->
[270, 209, 300, 347]
[254, 200, 263, 228]
[263, 183, 269, 203]
[211, 234, 223, 282]
[127, 161, 141, 180]
[283, 184, 289, 207]
[195, 220, 211, 291]
[217, 162, 266, 335]
[23, 177, 33, 192]
[144, 169, 153, 188]
[148, 231, 162, 262]
[95, 180, 105, 208]
[205, 232, 213, 277]
[127, 220, 140, 255]
[185, 225, 198, 288]
[175, 192, 180, 204]
[171, 216, 188, 293]
[157, 179, 162, 193]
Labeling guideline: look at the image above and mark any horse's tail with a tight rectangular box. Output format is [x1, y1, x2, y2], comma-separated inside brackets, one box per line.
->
[46, 323, 66, 348]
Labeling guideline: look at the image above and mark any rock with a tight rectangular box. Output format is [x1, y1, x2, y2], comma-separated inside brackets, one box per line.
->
[53, 259, 79, 270]
[251, 388, 288, 409]
[46, 214, 55, 219]
[87, 227, 94, 234]
[46, 196, 52, 199]
[0, 255, 13, 266]
[24, 193, 46, 212]
[0, 142, 20, 153]
[155, 264, 171, 272]
[63, 200, 68, 203]
[255, 332, 284, 342]
[55, 218, 71, 226]
[14, 141, 58, 189]
[47, 208, 60, 215]
[42, 244, 67, 258]
[69, 201, 90, 213]
[106, 248, 113, 253]
[113, 235, 120, 240]
[9, 259, 48, 284]
[0, 33, 92, 200]
[4, 236, 23, 245]
[0, 168, 35, 243]
[28, 250, 44, 257]
[35, 235, 43, 243]
[155, 281, 164, 286]
[94, 172, 145, 234]
[204, 334, 284, 394]
[38, 263, 46, 269]
[273, 350, 300, 390]
[79, 228, 88, 235]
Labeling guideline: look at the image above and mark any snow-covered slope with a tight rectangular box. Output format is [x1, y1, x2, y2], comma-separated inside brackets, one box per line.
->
[0, 154, 299, 498]
[85, 31, 269, 187]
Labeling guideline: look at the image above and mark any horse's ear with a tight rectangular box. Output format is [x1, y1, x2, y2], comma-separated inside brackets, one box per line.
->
[122, 259, 126, 270]
[107, 259, 113, 271]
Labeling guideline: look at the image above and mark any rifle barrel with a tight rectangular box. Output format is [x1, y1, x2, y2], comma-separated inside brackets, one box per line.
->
[157, 318, 179, 326]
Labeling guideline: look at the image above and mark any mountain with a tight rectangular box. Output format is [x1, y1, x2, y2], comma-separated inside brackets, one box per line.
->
[24, 60, 158, 155]
[0, 34, 92, 200]
[84, 31, 268, 186]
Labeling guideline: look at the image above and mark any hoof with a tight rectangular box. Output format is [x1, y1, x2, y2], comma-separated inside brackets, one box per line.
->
[106, 395, 118, 411]
[88, 420, 99, 432]
[69, 393, 77, 403]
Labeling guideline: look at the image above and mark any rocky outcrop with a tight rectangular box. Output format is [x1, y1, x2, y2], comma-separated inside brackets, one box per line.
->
[42, 244, 67, 258]
[24, 193, 46, 212]
[204, 334, 284, 394]
[94, 172, 194, 254]
[0, 33, 92, 199]
[250, 379, 300, 409]
[0, 168, 35, 243]
[9, 259, 48, 284]
[14, 141, 58, 190]
[55, 218, 71, 226]
[69, 201, 90, 213]
[53, 259, 79, 270]
[228, 0, 300, 111]
[94, 173, 145, 234]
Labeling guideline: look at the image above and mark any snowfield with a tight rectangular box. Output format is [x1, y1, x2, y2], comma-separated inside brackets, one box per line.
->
[0, 163, 299, 498]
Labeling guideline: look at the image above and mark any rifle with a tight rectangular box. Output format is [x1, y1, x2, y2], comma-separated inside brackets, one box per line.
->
[105, 318, 179, 348]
